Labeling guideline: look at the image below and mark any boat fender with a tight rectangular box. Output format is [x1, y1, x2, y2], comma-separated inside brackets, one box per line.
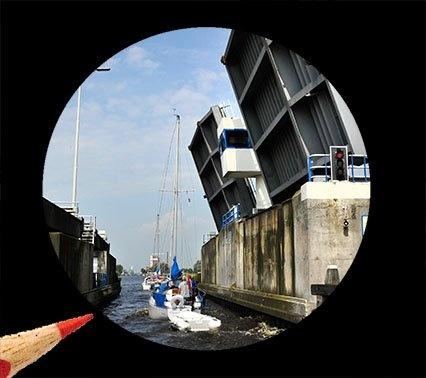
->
[170, 295, 185, 309]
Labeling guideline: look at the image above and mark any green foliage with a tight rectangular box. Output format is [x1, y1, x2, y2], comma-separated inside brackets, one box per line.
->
[116, 264, 124, 275]
[159, 262, 169, 273]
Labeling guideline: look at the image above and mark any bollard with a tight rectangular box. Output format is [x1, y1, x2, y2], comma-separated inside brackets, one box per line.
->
[311, 265, 340, 307]
[325, 265, 340, 285]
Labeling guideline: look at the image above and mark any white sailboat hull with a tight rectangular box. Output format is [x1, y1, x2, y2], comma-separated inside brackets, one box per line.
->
[148, 296, 169, 319]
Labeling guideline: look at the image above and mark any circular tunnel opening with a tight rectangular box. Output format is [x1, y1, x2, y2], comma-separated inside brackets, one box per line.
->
[43, 27, 370, 350]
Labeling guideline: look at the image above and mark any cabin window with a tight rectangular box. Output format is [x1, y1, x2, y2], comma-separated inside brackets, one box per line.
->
[219, 129, 252, 154]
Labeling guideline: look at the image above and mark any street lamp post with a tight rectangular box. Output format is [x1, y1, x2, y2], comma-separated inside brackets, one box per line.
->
[71, 67, 110, 215]
[71, 85, 82, 214]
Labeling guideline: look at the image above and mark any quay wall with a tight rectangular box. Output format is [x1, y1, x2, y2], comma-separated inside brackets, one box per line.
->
[44, 198, 121, 305]
[43, 198, 83, 238]
[201, 182, 370, 322]
[50, 232, 94, 294]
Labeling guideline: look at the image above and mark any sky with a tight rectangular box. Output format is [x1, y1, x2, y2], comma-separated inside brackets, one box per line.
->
[43, 28, 243, 272]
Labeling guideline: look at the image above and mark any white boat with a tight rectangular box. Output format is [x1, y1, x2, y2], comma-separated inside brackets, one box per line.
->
[148, 289, 203, 320]
[168, 308, 221, 332]
[142, 276, 153, 291]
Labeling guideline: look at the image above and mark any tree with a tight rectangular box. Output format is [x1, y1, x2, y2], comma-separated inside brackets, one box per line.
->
[140, 267, 147, 275]
[159, 262, 169, 273]
[193, 260, 201, 273]
[116, 264, 124, 276]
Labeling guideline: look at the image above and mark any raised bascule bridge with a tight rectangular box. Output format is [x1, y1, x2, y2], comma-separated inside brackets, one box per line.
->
[189, 30, 370, 323]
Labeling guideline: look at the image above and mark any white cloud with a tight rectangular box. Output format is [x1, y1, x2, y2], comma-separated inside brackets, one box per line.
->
[160, 46, 213, 62]
[103, 55, 121, 69]
[195, 68, 224, 91]
[124, 46, 160, 72]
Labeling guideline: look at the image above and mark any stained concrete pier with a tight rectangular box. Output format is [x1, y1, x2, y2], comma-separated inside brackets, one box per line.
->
[200, 181, 370, 322]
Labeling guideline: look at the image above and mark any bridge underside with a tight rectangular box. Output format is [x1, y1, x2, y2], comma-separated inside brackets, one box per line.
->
[222, 30, 366, 205]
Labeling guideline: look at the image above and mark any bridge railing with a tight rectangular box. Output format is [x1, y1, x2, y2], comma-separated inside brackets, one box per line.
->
[307, 153, 370, 182]
[53, 201, 79, 215]
[221, 203, 241, 229]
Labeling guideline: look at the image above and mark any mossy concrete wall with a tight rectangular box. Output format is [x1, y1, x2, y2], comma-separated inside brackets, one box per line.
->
[201, 182, 370, 322]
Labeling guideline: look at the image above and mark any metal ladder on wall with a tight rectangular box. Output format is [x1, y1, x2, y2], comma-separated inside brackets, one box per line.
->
[81, 215, 96, 244]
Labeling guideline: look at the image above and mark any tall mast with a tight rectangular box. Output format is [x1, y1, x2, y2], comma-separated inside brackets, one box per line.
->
[154, 213, 160, 255]
[169, 113, 180, 268]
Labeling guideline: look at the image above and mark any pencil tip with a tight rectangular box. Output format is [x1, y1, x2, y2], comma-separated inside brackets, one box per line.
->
[56, 313, 94, 339]
[0, 359, 11, 378]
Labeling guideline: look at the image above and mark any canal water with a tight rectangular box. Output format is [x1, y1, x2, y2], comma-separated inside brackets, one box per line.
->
[102, 275, 288, 350]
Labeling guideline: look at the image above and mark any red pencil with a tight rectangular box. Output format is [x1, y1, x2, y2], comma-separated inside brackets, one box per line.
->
[0, 313, 93, 378]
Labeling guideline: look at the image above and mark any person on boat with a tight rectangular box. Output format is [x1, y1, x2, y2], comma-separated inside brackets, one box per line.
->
[178, 274, 190, 299]
[184, 273, 197, 309]
[192, 277, 199, 296]
[186, 274, 193, 295]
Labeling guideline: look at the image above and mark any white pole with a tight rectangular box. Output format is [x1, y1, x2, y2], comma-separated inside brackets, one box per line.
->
[173, 115, 180, 262]
[71, 86, 82, 214]
[169, 114, 180, 270]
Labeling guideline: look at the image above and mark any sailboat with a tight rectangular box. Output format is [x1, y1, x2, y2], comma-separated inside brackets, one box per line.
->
[147, 113, 198, 318]
[142, 266, 161, 291]
[146, 113, 221, 331]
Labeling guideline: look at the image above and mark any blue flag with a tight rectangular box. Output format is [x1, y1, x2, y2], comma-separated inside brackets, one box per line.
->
[170, 256, 182, 281]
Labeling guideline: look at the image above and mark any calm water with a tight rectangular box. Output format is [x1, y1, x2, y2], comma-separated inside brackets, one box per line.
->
[102, 275, 288, 350]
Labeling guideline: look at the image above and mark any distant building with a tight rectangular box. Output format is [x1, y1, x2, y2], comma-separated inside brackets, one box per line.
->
[149, 254, 160, 268]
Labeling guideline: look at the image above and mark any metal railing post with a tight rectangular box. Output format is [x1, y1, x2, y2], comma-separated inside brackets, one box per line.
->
[307, 157, 312, 182]
[324, 156, 327, 182]
[363, 156, 367, 181]
[351, 154, 355, 182]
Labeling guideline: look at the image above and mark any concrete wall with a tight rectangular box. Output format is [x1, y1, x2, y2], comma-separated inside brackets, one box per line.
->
[84, 281, 121, 306]
[201, 182, 370, 321]
[292, 188, 370, 304]
[44, 197, 120, 306]
[201, 237, 217, 285]
[202, 202, 296, 296]
[94, 232, 110, 252]
[94, 250, 108, 273]
[50, 232, 94, 294]
[107, 254, 118, 284]
[43, 198, 83, 238]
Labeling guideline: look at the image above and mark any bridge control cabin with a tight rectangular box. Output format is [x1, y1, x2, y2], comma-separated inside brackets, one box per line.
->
[217, 116, 260, 179]
[189, 106, 257, 230]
